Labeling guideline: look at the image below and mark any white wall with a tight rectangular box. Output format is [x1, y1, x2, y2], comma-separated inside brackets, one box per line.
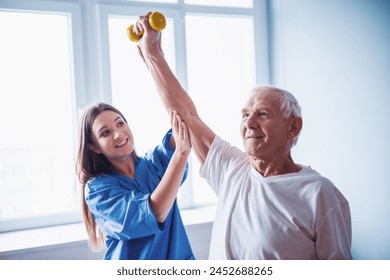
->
[270, 0, 390, 259]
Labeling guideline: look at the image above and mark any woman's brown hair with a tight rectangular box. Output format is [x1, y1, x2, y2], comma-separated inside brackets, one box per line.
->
[76, 103, 138, 251]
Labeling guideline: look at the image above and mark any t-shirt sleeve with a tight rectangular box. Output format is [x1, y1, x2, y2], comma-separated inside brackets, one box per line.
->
[315, 185, 353, 259]
[200, 135, 249, 196]
[85, 176, 163, 240]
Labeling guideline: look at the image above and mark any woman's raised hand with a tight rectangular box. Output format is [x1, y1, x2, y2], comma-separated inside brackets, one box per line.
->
[171, 110, 191, 155]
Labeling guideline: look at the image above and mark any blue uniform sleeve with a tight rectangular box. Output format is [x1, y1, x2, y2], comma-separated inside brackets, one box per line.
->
[85, 175, 163, 240]
[144, 129, 188, 185]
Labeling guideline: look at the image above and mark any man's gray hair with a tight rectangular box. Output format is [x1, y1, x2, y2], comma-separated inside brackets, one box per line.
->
[279, 88, 302, 120]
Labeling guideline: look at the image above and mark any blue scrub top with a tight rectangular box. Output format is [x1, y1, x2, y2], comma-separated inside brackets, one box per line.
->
[85, 130, 195, 260]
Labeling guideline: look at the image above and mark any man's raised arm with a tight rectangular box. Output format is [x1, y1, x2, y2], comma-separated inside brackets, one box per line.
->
[134, 13, 215, 165]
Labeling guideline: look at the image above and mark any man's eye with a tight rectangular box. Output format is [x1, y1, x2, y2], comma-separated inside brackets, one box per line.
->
[259, 111, 268, 117]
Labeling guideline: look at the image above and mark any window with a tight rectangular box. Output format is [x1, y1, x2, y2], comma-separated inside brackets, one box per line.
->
[0, 0, 268, 232]
[184, 14, 256, 204]
[107, 15, 176, 156]
[0, 5, 81, 231]
[184, 0, 253, 8]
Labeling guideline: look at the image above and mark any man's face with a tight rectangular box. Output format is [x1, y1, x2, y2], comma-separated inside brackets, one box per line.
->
[240, 88, 293, 161]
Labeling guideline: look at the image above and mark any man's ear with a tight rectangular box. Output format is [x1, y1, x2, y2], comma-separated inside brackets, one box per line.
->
[288, 117, 303, 140]
[89, 144, 102, 154]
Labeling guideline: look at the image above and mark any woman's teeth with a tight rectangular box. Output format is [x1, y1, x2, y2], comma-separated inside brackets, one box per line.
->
[116, 138, 127, 147]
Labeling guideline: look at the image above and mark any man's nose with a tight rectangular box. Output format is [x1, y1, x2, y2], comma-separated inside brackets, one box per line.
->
[245, 114, 258, 129]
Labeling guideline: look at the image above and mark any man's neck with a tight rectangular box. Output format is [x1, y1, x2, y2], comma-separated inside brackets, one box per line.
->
[250, 154, 301, 177]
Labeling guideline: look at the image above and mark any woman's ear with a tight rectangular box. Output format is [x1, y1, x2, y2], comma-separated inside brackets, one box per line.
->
[288, 117, 303, 140]
[89, 144, 102, 154]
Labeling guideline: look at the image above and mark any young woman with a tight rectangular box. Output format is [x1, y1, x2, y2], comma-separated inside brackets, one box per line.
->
[76, 103, 194, 260]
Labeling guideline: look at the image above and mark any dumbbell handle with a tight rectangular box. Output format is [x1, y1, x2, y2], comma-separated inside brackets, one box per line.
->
[127, 12, 166, 42]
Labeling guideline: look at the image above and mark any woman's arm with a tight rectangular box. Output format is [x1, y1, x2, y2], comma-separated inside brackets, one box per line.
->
[134, 13, 215, 165]
[149, 111, 190, 222]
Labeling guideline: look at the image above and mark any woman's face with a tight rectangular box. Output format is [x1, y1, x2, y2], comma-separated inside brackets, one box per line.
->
[90, 110, 134, 162]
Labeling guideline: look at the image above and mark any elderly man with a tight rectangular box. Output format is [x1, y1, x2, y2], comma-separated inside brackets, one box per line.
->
[133, 13, 352, 260]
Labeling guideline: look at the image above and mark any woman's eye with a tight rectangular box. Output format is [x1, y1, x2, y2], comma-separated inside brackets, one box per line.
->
[100, 130, 109, 137]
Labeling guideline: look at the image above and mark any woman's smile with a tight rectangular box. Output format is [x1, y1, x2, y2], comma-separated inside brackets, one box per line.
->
[115, 138, 128, 148]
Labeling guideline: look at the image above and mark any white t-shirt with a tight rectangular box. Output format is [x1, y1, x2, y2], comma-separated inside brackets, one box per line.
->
[200, 136, 352, 260]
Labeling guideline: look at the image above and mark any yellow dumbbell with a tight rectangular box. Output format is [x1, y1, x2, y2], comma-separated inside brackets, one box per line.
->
[127, 12, 166, 42]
